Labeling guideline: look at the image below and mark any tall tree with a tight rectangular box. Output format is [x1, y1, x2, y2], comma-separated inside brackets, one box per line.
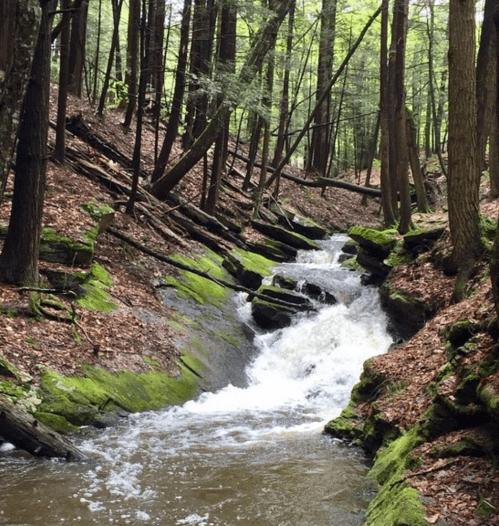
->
[205, 1, 237, 214]
[0, 0, 55, 284]
[151, 0, 192, 181]
[447, 0, 482, 284]
[67, 0, 88, 97]
[53, 0, 72, 163]
[151, 0, 295, 200]
[123, 0, 141, 129]
[308, 0, 336, 176]
[0, 0, 40, 192]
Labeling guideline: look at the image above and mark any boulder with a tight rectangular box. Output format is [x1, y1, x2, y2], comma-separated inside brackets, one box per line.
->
[222, 253, 264, 290]
[251, 285, 315, 330]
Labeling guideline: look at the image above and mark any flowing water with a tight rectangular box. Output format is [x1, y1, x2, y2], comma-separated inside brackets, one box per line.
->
[0, 235, 392, 526]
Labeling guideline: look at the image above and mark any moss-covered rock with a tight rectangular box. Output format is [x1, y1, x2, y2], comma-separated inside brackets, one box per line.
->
[251, 219, 321, 250]
[348, 226, 398, 260]
[165, 249, 234, 307]
[75, 263, 117, 313]
[35, 361, 202, 433]
[222, 247, 274, 290]
[39, 226, 96, 267]
[364, 426, 427, 526]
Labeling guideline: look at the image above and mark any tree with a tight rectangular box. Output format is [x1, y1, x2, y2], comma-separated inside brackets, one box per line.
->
[0, 0, 55, 284]
[447, 0, 482, 283]
[68, 0, 88, 98]
[151, 0, 192, 181]
[150, 0, 295, 200]
[0, 0, 40, 192]
[308, 0, 336, 176]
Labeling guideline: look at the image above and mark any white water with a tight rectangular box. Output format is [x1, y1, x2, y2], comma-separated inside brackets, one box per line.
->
[0, 235, 392, 526]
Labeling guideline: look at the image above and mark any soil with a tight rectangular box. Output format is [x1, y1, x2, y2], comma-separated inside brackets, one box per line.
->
[1, 87, 499, 525]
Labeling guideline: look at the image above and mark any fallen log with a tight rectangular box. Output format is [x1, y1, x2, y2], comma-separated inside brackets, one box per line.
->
[64, 114, 149, 178]
[227, 149, 382, 198]
[0, 395, 86, 461]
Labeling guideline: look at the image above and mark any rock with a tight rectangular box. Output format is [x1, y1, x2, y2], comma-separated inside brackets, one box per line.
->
[245, 239, 297, 263]
[251, 285, 315, 330]
[301, 282, 337, 305]
[251, 219, 321, 251]
[403, 227, 446, 255]
[222, 252, 264, 290]
[348, 226, 397, 260]
[341, 239, 358, 256]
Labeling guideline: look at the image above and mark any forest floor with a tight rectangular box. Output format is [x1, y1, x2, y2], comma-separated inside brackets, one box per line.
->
[1, 88, 499, 525]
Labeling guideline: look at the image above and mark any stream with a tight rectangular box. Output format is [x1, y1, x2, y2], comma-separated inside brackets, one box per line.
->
[0, 235, 393, 526]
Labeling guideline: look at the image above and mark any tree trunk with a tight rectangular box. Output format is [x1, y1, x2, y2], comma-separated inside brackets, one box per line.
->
[271, 0, 294, 168]
[67, 0, 88, 98]
[53, 0, 71, 163]
[97, 0, 124, 116]
[205, 2, 237, 214]
[448, 0, 482, 274]
[0, 0, 54, 285]
[309, 0, 336, 176]
[0, 395, 86, 461]
[123, 0, 141, 129]
[0, 0, 40, 192]
[406, 107, 430, 213]
[151, 0, 191, 180]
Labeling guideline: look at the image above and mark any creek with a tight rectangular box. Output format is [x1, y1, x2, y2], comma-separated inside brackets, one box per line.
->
[0, 235, 393, 526]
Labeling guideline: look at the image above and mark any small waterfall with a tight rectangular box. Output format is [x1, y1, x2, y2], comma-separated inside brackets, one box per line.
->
[0, 235, 392, 526]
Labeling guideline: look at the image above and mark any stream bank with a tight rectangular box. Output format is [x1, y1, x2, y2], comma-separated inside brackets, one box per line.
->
[326, 224, 499, 526]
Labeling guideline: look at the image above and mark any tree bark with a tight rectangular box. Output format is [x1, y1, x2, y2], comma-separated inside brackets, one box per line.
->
[0, 0, 40, 192]
[0, 0, 55, 284]
[0, 395, 86, 461]
[67, 0, 88, 98]
[448, 0, 482, 275]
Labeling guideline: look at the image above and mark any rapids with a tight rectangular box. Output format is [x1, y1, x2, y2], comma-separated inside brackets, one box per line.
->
[0, 235, 392, 526]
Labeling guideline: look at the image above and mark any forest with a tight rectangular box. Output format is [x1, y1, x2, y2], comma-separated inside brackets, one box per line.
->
[2, 0, 499, 525]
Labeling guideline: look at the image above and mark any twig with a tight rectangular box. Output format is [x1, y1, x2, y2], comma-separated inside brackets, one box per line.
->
[391, 459, 459, 487]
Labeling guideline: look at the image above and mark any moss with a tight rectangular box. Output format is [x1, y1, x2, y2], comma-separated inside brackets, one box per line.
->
[324, 401, 364, 444]
[348, 226, 398, 249]
[0, 356, 32, 383]
[215, 331, 241, 347]
[35, 412, 80, 434]
[385, 244, 413, 268]
[75, 263, 117, 313]
[231, 247, 274, 276]
[165, 250, 232, 307]
[37, 362, 201, 429]
[40, 226, 94, 266]
[364, 426, 427, 526]
[80, 200, 115, 222]
[341, 256, 364, 272]
[476, 497, 496, 518]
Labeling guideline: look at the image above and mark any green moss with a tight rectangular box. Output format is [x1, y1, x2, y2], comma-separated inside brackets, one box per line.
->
[385, 244, 413, 268]
[324, 401, 364, 444]
[37, 362, 201, 429]
[365, 426, 427, 526]
[230, 247, 274, 276]
[348, 226, 398, 248]
[40, 226, 94, 266]
[35, 412, 80, 434]
[80, 200, 115, 222]
[476, 497, 496, 518]
[165, 250, 233, 307]
[75, 263, 117, 313]
[166, 320, 188, 332]
[215, 331, 241, 347]
[341, 256, 364, 272]
[0, 356, 33, 383]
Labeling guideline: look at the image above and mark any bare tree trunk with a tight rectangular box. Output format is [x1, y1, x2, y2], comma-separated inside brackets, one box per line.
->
[406, 107, 430, 213]
[151, 0, 191, 181]
[68, 0, 88, 98]
[448, 0, 482, 280]
[0, 0, 40, 192]
[0, 0, 55, 284]
[97, 0, 124, 116]
[123, 0, 141, 129]
[53, 0, 71, 163]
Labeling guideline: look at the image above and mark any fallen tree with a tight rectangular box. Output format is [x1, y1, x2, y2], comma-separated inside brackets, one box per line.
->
[0, 395, 86, 461]
[227, 149, 382, 198]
